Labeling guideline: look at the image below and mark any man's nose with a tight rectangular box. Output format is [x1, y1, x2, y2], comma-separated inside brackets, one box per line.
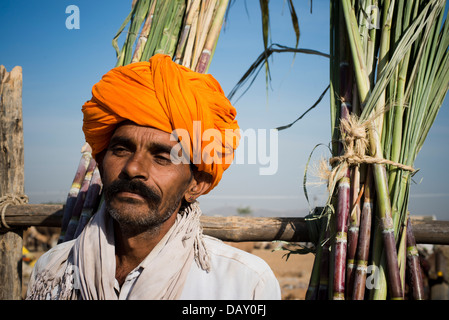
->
[121, 152, 149, 180]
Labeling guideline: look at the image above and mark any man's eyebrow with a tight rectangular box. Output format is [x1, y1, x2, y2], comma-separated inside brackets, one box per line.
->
[108, 135, 174, 154]
[148, 142, 173, 154]
[108, 135, 133, 148]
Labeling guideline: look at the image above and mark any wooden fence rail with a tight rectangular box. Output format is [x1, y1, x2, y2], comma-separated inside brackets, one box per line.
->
[3, 204, 449, 244]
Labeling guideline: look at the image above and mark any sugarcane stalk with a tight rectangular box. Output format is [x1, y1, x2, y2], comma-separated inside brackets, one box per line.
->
[369, 227, 388, 299]
[155, 0, 186, 56]
[63, 158, 97, 242]
[140, 0, 172, 61]
[329, 0, 340, 158]
[305, 256, 320, 300]
[372, 164, 403, 299]
[123, 0, 151, 65]
[113, 1, 139, 67]
[397, 212, 408, 295]
[352, 165, 374, 300]
[196, 0, 229, 73]
[332, 115, 351, 301]
[333, 173, 350, 300]
[305, 215, 327, 300]
[346, 165, 362, 298]
[191, 0, 217, 70]
[317, 227, 330, 299]
[375, 0, 395, 142]
[73, 166, 103, 238]
[388, 0, 413, 196]
[58, 143, 92, 244]
[356, 0, 369, 54]
[342, 0, 404, 299]
[175, 0, 201, 64]
[153, 0, 177, 54]
[365, 0, 379, 88]
[330, 4, 356, 299]
[341, 0, 371, 105]
[331, 18, 354, 299]
[390, 2, 446, 241]
[182, 6, 199, 69]
[165, 1, 187, 57]
[132, 0, 157, 63]
[406, 216, 425, 299]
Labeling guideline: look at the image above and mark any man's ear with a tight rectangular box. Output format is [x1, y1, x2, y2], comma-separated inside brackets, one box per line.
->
[184, 170, 213, 203]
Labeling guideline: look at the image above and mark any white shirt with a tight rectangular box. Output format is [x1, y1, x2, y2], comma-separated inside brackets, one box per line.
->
[180, 236, 281, 300]
[30, 236, 281, 300]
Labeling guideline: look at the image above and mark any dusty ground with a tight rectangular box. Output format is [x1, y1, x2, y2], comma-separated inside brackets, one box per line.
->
[251, 247, 314, 299]
[226, 241, 315, 300]
[22, 241, 315, 300]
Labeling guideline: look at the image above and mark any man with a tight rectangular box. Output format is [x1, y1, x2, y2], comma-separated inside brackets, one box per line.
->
[26, 54, 281, 300]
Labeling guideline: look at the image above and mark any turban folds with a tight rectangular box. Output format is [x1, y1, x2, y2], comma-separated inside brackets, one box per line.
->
[82, 54, 240, 194]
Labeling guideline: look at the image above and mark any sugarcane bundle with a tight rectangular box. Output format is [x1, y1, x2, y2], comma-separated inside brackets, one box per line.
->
[58, 0, 230, 242]
[58, 143, 98, 243]
[306, 0, 449, 300]
[113, 0, 229, 72]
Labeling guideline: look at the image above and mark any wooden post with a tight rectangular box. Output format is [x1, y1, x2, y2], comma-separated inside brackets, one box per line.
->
[0, 65, 25, 300]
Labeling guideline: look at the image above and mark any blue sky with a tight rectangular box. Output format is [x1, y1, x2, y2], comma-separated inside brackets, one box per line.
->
[1, 1, 448, 220]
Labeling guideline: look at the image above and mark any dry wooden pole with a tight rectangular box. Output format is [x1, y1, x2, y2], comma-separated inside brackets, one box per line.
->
[0, 65, 25, 300]
[3, 204, 449, 244]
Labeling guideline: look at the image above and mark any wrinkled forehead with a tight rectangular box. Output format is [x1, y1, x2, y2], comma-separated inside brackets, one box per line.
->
[111, 120, 177, 148]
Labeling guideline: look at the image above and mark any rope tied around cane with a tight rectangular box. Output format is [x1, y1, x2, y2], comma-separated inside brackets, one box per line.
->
[0, 194, 28, 229]
[327, 114, 415, 188]
[302, 113, 416, 250]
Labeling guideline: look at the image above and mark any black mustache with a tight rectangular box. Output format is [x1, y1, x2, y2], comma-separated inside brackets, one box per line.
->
[104, 179, 161, 205]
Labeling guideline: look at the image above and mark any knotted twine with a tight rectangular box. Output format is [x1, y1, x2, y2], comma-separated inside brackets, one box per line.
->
[326, 113, 415, 191]
[304, 113, 416, 249]
[0, 194, 28, 229]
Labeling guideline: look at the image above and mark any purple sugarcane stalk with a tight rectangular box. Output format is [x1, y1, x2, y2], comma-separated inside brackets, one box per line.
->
[406, 216, 425, 300]
[332, 30, 353, 298]
[317, 227, 331, 299]
[333, 173, 351, 300]
[63, 157, 97, 242]
[352, 166, 374, 300]
[73, 166, 103, 238]
[58, 146, 92, 244]
[346, 165, 362, 297]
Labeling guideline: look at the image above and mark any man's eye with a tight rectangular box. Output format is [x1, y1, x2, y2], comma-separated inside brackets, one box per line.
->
[111, 146, 130, 156]
[154, 154, 171, 165]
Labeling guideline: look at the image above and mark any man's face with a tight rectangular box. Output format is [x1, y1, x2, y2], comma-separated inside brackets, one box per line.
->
[100, 121, 194, 233]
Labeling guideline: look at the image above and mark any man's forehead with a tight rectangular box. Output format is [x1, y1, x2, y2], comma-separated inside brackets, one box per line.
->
[112, 121, 175, 146]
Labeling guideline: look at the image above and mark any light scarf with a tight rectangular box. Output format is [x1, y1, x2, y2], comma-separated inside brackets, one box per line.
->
[26, 201, 210, 300]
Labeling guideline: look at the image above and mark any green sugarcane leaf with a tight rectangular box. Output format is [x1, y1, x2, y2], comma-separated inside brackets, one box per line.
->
[287, 0, 300, 49]
[276, 85, 329, 131]
[360, 0, 440, 120]
[123, 0, 150, 65]
[259, 0, 271, 96]
[112, 3, 138, 66]
[227, 44, 328, 103]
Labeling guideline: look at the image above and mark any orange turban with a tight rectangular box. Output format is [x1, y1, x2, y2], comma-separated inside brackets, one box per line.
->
[82, 54, 240, 194]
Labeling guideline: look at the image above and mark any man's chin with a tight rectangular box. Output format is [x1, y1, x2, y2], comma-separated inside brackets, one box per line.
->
[105, 195, 181, 234]
[107, 198, 149, 220]
[108, 206, 158, 231]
